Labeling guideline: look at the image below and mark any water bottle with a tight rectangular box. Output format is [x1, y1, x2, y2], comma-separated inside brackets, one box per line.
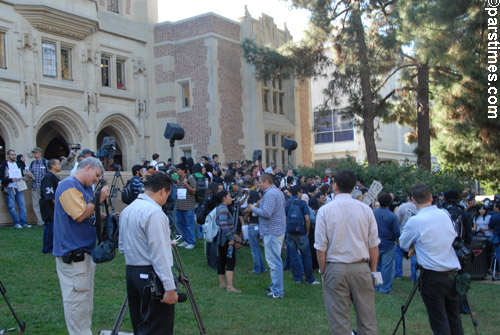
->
[227, 244, 234, 259]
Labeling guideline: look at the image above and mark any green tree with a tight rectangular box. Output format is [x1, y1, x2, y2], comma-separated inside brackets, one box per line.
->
[242, 0, 401, 166]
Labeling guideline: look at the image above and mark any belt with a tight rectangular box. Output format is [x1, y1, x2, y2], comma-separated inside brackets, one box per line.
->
[327, 259, 368, 265]
[422, 268, 458, 277]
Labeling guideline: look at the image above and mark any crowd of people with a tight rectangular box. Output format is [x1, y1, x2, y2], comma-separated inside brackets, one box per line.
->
[2, 146, 500, 335]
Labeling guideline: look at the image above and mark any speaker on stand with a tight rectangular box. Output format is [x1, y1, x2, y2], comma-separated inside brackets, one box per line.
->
[282, 138, 297, 168]
[164, 123, 185, 163]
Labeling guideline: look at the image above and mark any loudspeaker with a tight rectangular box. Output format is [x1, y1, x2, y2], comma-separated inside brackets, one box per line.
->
[282, 138, 297, 151]
[164, 123, 185, 141]
[252, 150, 262, 162]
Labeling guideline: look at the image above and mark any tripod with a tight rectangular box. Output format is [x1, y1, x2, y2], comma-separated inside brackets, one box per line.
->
[392, 274, 479, 335]
[109, 169, 125, 211]
[0, 280, 26, 334]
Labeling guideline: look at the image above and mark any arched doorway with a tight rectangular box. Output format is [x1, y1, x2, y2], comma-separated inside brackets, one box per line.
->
[36, 121, 70, 160]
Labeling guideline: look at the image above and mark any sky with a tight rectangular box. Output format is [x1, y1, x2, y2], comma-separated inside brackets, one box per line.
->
[157, 0, 311, 42]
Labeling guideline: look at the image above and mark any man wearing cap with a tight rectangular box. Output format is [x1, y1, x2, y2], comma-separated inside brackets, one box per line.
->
[29, 147, 48, 226]
[323, 168, 333, 185]
[70, 149, 94, 176]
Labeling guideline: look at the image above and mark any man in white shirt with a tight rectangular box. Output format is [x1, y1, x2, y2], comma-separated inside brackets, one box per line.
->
[119, 172, 179, 335]
[399, 184, 463, 335]
[150, 153, 160, 170]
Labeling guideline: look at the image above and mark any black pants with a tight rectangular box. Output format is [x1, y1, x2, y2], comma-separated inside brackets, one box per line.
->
[217, 241, 236, 275]
[420, 269, 463, 335]
[126, 265, 175, 335]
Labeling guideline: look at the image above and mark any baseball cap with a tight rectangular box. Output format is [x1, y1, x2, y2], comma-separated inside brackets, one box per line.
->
[31, 147, 42, 153]
[81, 149, 94, 156]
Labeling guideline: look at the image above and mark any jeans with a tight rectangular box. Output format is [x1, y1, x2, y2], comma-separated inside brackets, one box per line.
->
[420, 269, 463, 335]
[376, 247, 396, 293]
[4, 188, 28, 226]
[42, 220, 54, 254]
[176, 209, 195, 245]
[286, 234, 315, 283]
[263, 234, 285, 297]
[395, 244, 417, 281]
[248, 225, 266, 273]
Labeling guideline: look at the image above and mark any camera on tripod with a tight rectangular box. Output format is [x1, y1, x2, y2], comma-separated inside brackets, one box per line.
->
[97, 137, 116, 160]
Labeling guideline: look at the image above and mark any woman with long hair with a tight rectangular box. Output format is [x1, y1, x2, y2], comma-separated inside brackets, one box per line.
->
[474, 204, 492, 236]
[216, 190, 240, 293]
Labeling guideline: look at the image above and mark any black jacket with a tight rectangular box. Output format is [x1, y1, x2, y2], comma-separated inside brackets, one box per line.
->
[1, 160, 25, 190]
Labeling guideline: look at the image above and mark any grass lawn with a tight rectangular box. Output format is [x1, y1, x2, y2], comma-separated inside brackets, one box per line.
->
[0, 225, 497, 334]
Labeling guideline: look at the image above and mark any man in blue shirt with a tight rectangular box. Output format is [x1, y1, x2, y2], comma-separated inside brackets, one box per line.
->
[399, 184, 463, 335]
[248, 173, 286, 298]
[285, 185, 319, 285]
[53, 157, 110, 335]
[373, 192, 400, 294]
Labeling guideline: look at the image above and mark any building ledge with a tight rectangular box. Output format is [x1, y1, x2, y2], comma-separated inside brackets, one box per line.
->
[14, 3, 98, 40]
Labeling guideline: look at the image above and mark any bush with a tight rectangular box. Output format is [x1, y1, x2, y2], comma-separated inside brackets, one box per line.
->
[297, 157, 466, 194]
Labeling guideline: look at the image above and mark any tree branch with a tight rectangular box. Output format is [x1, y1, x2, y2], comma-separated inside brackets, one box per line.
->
[374, 64, 417, 93]
[435, 66, 462, 78]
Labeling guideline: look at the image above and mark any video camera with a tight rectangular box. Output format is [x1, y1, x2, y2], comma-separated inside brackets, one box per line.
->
[97, 136, 116, 160]
[69, 143, 81, 151]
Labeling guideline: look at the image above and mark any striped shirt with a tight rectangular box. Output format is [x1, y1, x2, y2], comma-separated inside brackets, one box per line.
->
[314, 193, 380, 263]
[217, 204, 234, 245]
[175, 176, 196, 211]
[30, 158, 48, 190]
[251, 185, 286, 236]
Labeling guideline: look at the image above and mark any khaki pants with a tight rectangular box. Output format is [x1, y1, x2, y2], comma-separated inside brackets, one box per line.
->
[31, 189, 43, 225]
[322, 262, 377, 335]
[56, 253, 96, 335]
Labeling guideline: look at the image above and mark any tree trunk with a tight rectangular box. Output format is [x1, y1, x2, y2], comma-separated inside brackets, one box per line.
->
[416, 63, 431, 170]
[352, 4, 378, 165]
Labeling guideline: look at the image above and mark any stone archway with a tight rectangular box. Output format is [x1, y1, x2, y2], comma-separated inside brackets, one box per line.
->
[34, 106, 89, 155]
[97, 113, 139, 171]
[0, 100, 27, 156]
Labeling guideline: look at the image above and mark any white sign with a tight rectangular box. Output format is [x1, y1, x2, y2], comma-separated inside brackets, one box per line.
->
[8, 168, 22, 179]
[177, 188, 187, 200]
[363, 180, 383, 205]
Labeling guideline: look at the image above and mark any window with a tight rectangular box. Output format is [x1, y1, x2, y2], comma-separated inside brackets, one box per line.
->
[116, 59, 126, 89]
[101, 54, 110, 87]
[262, 80, 269, 112]
[107, 0, 119, 13]
[313, 109, 354, 144]
[181, 147, 192, 158]
[181, 82, 190, 108]
[0, 32, 5, 69]
[61, 46, 72, 80]
[42, 42, 57, 77]
[272, 78, 284, 114]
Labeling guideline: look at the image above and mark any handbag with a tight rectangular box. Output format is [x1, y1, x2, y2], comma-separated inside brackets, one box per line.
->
[16, 179, 27, 192]
[488, 234, 500, 245]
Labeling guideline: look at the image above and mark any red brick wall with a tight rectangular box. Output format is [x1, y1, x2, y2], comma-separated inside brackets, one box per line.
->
[174, 40, 211, 161]
[218, 39, 244, 161]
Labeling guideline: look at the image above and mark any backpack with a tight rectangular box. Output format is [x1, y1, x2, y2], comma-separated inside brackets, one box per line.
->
[202, 207, 219, 243]
[192, 174, 206, 202]
[196, 197, 211, 225]
[92, 214, 120, 263]
[286, 199, 306, 235]
[121, 178, 137, 205]
[444, 203, 464, 238]
[443, 203, 472, 268]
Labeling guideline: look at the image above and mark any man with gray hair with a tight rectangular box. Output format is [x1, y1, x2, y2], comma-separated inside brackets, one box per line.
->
[53, 157, 110, 335]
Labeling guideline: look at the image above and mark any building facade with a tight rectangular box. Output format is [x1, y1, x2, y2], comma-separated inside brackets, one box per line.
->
[0, 0, 311, 172]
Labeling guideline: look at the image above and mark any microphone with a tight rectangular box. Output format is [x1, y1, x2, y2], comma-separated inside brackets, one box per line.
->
[177, 292, 187, 303]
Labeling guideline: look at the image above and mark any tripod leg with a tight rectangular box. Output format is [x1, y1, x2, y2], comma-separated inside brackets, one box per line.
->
[464, 294, 479, 335]
[0, 281, 26, 333]
[392, 277, 420, 335]
[110, 295, 128, 335]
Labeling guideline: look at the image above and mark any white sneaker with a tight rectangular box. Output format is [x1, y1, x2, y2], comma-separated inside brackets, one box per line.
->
[310, 281, 321, 285]
[184, 244, 195, 250]
[14, 224, 22, 229]
[178, 241, 188, 247]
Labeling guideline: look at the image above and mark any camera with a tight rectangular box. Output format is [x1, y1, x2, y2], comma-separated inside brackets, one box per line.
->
[452, 237, 472, 267]
[69, 143, 81, 150]
[148, 272, 164, 300]
[97, 136, 116, 159]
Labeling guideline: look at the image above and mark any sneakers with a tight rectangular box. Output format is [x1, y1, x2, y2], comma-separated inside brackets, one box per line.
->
[266, 292, 283, 299]
[21, 223, 32, 228]
[184, 244, 195, 250]
[265, 286, 271, 292]
[14, 224, 22, 229]
[310, 281, 321, 285]
[178, 241, 188, 247]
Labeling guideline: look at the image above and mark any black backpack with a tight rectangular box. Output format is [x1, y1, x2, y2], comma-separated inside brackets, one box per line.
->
[192, 174, 206, 202]
[286, 199, 306, 235]
[92, 184, 119, 263]
[444, 203, 472, 268]
[121, 178, 137, 205]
